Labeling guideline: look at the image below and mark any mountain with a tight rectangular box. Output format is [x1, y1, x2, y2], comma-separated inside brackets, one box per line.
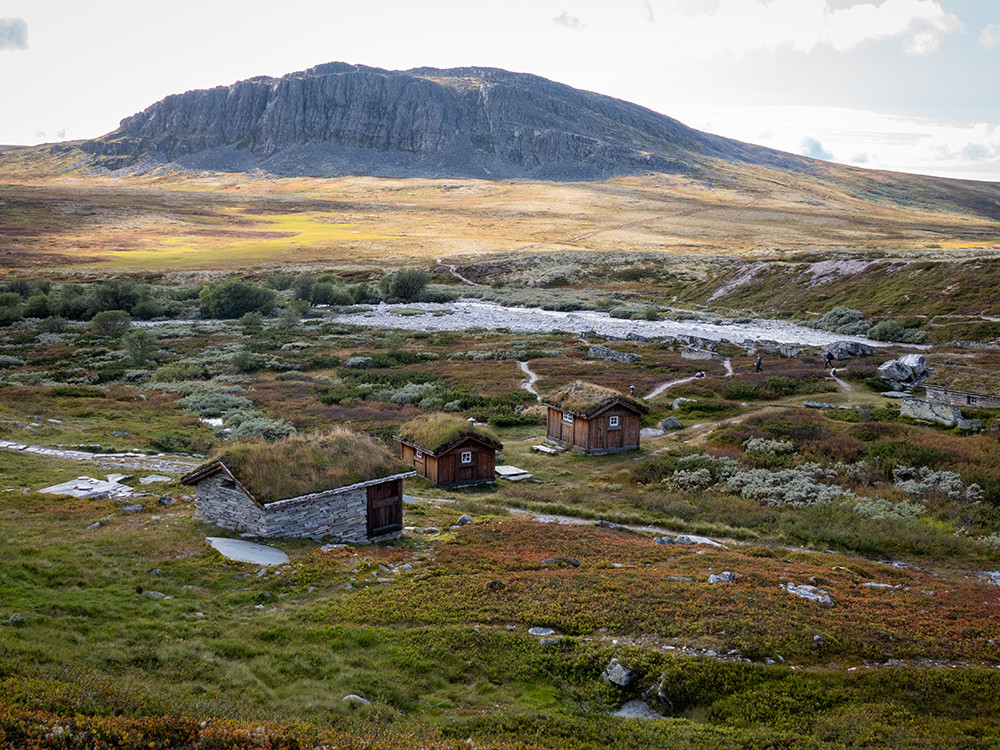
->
[81, 62, 818, 180]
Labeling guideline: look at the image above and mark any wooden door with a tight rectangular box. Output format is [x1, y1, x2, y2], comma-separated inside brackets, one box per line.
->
[367, 479, 402, 538]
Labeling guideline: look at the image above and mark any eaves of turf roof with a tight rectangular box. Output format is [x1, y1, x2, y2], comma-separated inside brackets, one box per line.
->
[542, 380, 649, 418]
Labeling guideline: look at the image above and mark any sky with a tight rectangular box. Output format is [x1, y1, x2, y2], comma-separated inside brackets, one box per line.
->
[1, 0, 998, 182]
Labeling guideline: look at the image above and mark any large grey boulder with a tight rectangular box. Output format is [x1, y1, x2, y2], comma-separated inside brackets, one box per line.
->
[659, 416, 682, 430]
[901, 398, 963, 427]
[878, 355, 930, 387]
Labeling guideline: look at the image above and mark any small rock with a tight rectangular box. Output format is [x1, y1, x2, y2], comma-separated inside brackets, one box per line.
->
[342, 694, 370, 704]
[121, 504, 144, 514]
[457, 514, 474, 525]
[603, 658, 636, 688]
[654, 536, 675, 545]
[86, 521, 102, 530]
[528, 626, 556, 636]
[784, 583, 834, 607]
[144, 590, 168, 599]
[540, 557, 581, 568]
[6, 613, 25, 626]
[158, 495, 177, 506]
[539, 637, 562, 647]
[709, 571, 735, 584]
[640, 428, 665, 437]
[674, 534, 727, 549]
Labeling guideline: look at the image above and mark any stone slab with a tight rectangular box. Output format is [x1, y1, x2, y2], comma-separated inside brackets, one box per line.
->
[496, 465, 533, 481]
[206, 536, 289, 566]
[39, 476, 135, 500]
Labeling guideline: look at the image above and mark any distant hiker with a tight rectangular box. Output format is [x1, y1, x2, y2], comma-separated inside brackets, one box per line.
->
[755, 354, 762, 373]
[629, 385, 636, 396]
[824, 350, 834, 368]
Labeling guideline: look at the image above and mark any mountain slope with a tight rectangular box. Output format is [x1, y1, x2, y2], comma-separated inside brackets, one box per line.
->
[81, 62, 817, 181]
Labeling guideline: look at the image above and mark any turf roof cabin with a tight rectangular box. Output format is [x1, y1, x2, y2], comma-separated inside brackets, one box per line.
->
[544, 381, 649, 455]
[396, 414, 502, 487]
[181, 429, 415, 542]
[924, 365, 1000, 409]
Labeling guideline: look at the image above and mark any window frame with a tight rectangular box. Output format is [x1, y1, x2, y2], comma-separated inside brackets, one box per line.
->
[460, 450, 473, 464]
[609, 415, 620, 429]
[561, 411, 574, 425]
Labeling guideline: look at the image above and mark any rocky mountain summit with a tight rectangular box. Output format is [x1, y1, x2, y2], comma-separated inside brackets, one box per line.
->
[81, 62, 816, 180]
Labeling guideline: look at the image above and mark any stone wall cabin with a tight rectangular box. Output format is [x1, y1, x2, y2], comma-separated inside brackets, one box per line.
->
[182, 429, 414, 542]
[544, 381, 649, 455]
[396, 414, 501, 487]
[923, 365, 1000, 410]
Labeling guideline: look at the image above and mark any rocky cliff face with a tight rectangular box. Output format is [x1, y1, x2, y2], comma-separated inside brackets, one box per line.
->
[82, 62, 815, 180]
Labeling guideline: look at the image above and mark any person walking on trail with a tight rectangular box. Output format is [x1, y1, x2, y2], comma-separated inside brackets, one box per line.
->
[824, 349, 834, 369]
[755, 354, 762, 373]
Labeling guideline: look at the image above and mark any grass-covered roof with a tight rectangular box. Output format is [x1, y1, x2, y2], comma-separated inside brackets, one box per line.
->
[544, 380, 649, 417]
[926, 365, 1000, 396]
[186, 428, 412, 504]
[396, 413, 502, 455]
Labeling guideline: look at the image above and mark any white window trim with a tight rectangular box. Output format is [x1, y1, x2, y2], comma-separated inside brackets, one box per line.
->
[609, 415, 620, 428]
[414, 449, 423, 460]
[561, 412, 574, 425]
[460, 451, 473, 464]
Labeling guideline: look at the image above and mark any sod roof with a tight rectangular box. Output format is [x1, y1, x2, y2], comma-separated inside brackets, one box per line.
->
[543, 380, 649, 418]
[183, 428, 412, 504]
[926, 365, 1000, 396]
[396, 413, 502, 455]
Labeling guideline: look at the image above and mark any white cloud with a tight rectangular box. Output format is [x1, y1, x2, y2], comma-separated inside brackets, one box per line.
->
[636, 0, 961, 59]
[670, 104, 1000, 181]
[980, 23, 1000, 50]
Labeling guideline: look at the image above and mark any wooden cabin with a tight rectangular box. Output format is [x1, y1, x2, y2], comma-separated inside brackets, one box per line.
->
[181, 429, 414, 542]
[396, 413, 502, 487]
[544, 381, 649, 455]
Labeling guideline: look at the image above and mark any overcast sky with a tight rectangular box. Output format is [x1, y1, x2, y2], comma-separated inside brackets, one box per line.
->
[1, 0, 998, 181]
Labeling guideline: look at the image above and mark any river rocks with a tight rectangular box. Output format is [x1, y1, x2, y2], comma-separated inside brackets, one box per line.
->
[603, 658, 637, 688]
[901, 398, 963, 427]
[588, 344, 642, 363]
[783, 583, 834, 607]
[659, 417, 682, 430]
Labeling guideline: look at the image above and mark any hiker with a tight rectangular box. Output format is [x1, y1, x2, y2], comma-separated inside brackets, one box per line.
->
[824, 349, 834, 369]
[755, 354, 762, 373]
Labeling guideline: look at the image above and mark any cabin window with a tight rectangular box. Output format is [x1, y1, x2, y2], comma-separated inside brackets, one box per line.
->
[609, 415, 620, 428]
[968, 395, 978, 405]
[562, 412, 574, 425]
[461, 451, 473, 464]
[414, 449, 423, 461]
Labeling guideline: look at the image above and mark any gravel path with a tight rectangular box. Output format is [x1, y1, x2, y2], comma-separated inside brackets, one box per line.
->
[331, 301, 887, 348]
[0, 440, 201, 475]
[519, 360, 541, 401]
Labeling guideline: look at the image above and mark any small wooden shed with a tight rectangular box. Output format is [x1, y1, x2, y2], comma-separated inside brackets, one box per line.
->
[543, 381, 649, 455]
[182, 429, 415, 542]
[396, 413, 502, 487]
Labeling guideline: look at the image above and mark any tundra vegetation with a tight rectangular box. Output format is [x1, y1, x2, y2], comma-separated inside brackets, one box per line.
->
[2, 166, 1000, 747]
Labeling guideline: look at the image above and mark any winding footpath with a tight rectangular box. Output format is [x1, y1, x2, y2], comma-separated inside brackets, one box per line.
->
[0, 439, 201, 476]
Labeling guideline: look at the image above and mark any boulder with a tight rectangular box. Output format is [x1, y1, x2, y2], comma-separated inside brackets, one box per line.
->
[957, 419, 983, 433]
[778, 344, 803, 358]
[588, 345, 641, 363]
[457, 514, 474, 525]
[708, 571, 735, 584]
[829, 340, 877, 359]
[878, 354, 930, 388]
[901, 398, 963, 427]
[603, 658, 637, 688]
[784, 583, 834, 607]
[659, 417, 682, 430]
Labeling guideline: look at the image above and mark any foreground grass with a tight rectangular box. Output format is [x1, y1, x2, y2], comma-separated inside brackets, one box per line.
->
[3, 485, 1000, 748]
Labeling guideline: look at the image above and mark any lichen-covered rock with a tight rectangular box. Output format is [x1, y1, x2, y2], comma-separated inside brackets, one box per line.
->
[901, 398, 962, 427]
